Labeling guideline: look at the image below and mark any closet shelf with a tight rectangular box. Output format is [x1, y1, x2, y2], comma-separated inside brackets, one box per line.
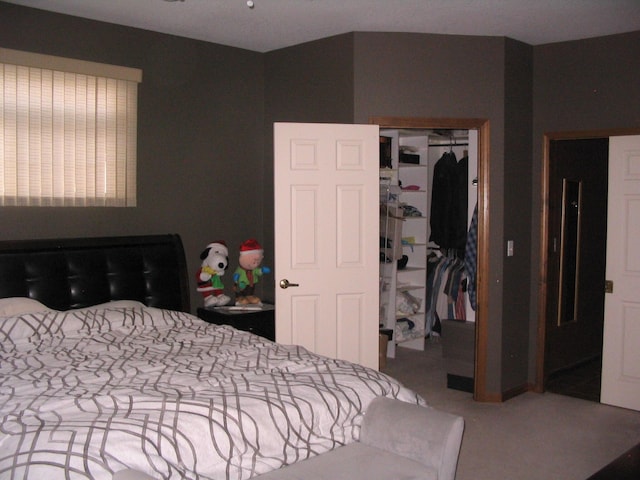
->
[395, 328, 426, 343]
[396, 312, 425, 321]
[397, 266, 426, 273]
[379, 127, 431, 357]
[396, 284, 424, 292]
[402, 242, 427, 248]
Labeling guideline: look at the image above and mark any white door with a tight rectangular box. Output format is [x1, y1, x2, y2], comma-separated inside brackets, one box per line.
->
[274, 122, 379, 370]
[601, 134, 640, 411]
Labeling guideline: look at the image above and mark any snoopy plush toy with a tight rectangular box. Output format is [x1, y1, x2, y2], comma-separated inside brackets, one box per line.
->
[196, 241, 231, 307]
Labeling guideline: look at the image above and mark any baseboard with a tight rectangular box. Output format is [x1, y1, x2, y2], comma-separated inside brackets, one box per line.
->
[447, 374, 474, 393]
[501, 383, 532, 401]
[448, 379, 533, 402]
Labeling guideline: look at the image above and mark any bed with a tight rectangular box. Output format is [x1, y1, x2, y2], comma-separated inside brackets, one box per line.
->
[0, 234, 458, 480]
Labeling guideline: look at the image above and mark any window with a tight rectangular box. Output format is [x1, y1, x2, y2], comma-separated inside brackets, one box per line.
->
[0, 48, 142, 206]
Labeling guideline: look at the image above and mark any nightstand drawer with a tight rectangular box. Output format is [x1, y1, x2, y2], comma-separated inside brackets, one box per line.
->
[197, 305, 275, 341]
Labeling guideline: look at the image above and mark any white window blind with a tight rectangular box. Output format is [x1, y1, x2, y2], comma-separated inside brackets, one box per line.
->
[0, 48, 142, 206]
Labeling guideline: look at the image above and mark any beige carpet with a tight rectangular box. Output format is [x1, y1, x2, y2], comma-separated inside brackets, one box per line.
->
[382, 341, 640, 480]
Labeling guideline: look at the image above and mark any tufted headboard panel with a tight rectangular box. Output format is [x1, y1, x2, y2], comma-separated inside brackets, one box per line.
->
[0, 234, 190, 312]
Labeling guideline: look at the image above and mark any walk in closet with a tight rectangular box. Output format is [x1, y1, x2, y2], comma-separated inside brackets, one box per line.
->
[379, 128, 478, 362]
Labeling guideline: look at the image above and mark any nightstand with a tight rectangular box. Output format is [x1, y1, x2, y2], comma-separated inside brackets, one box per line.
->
[197, 304, 275, 341]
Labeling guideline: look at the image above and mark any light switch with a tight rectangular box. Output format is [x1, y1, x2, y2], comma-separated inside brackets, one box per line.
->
[507, 240, 514, 257]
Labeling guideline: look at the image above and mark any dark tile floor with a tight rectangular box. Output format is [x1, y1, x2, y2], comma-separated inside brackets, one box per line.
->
[545, 356, 602, 402]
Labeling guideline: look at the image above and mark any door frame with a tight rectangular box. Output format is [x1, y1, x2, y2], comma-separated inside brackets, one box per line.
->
[535, 127, 640, 393]
[370, 116, 491, 402]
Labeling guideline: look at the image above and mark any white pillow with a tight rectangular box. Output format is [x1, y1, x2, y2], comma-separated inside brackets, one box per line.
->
[71, 300, 146, 313]
[94, 300, 146, 309]
[0, 297, 51, 317]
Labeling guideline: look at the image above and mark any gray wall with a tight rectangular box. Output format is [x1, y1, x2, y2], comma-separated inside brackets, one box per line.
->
[502, 38, 533, 390]
[0, 2, 266, 312]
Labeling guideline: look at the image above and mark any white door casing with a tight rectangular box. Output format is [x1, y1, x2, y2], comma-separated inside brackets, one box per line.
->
[274, 122, 380, 370]
[601, 134, 640, 411]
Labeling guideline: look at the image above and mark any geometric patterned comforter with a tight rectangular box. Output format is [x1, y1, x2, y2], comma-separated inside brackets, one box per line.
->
[0, 304, 423, 479]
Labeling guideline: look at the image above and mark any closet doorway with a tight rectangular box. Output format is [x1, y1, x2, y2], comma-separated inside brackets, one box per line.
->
[370, 116, 490, 402]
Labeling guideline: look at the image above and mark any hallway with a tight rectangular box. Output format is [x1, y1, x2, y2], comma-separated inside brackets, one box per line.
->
[545, 356, 601, 403]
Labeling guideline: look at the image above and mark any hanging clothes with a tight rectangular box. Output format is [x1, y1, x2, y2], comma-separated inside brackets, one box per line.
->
[429, 151, 458, 249]
[464, 203, 478, 311]
[429, 151, 468, 252]
[454, 155, 469, 249]
[424, 251, 467, 336]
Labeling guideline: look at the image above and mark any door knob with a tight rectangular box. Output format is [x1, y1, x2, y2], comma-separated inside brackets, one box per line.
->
[605, 280, 613, 294]
[279, 279, 299, 289]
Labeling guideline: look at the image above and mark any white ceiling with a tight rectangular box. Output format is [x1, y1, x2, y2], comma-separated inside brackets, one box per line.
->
[6, 0, 640, 53]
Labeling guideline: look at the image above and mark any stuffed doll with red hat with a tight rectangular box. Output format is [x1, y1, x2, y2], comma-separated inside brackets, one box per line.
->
[196, 241, 231, 307]
[232, 238, 271, 305]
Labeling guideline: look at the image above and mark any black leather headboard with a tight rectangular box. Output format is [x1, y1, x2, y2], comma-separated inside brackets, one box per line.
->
[0, 234, 190, 312]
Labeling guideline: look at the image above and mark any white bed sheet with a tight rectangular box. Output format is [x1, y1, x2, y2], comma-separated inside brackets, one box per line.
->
[0, 305, 422, 479]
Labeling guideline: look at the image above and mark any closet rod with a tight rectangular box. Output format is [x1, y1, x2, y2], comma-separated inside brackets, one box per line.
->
[428, 142, 468, 147]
